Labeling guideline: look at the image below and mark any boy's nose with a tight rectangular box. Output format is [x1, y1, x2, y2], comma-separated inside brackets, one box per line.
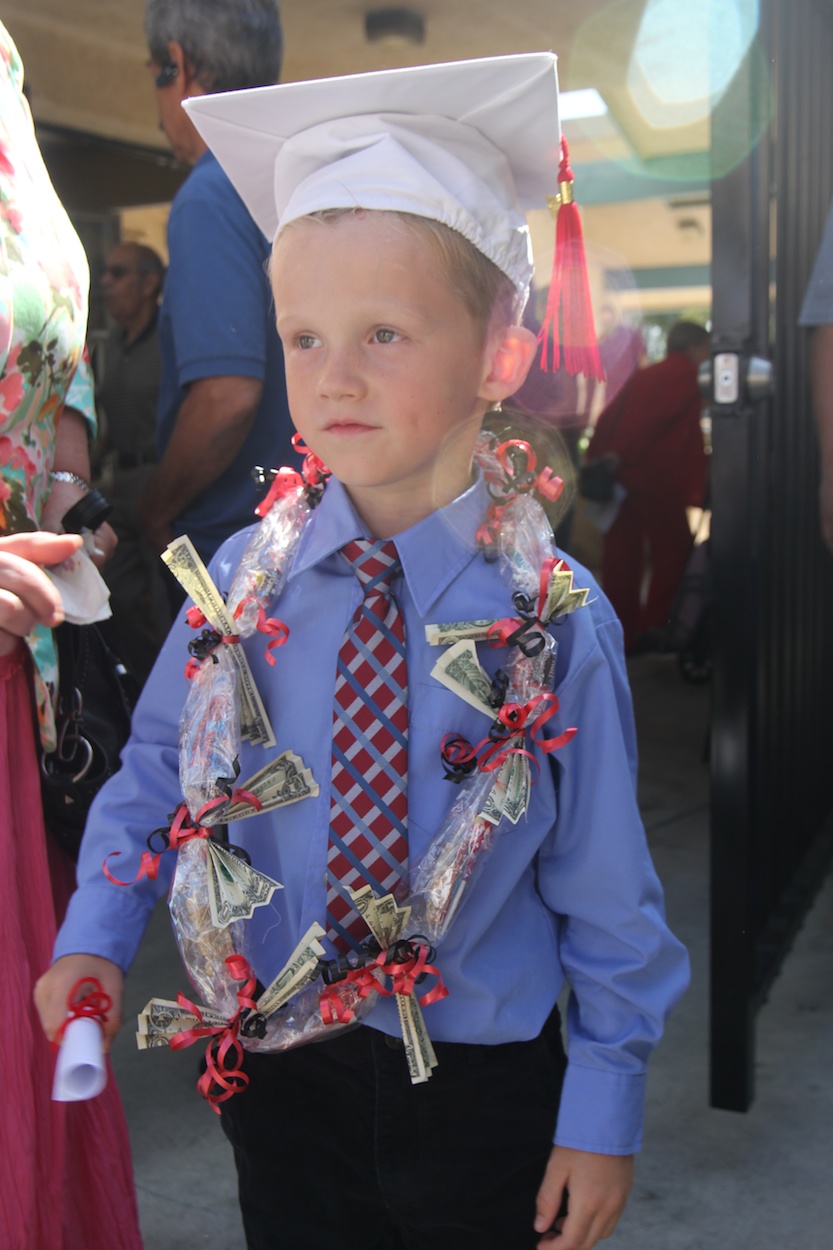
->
[317, 348, 364, 399]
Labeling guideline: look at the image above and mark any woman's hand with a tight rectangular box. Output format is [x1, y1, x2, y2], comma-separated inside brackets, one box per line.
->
[34, 953, 125, 1052]
[40, 478, 118, 568]
[0, 531, 82, 656]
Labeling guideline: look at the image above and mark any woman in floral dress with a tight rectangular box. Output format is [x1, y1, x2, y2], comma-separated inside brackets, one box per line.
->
[0, 21, 142, 1250]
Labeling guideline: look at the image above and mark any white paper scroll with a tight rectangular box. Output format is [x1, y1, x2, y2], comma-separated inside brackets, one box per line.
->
[52, 1016, 107, 1102]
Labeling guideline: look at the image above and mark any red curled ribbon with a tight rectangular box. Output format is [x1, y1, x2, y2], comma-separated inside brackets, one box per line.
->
[319, 940, 448, 1027]
[441, 693, 577, 784]
[170, 955, 258, 1113]
[183, 627, 242, 679]
[186, 605, 207, 629]
[103, 803, 207, 886]
[232, 597, 290, 665]
[103, 790, 263, 887]
[494, 693, 578, 758]
[291, 433, 330, 489]
[254, 466, 305, 517]
[485, 556, 566, 651]
[495, 438, 537, 479]
[54, 977, 111, 1047]
[476, 502, 506, 554]
[319, 964, 382, 1025]
[534, 466, 565, 503]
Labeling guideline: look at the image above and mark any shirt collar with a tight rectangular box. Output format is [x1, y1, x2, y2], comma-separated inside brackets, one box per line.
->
[291, 475, 487, 616]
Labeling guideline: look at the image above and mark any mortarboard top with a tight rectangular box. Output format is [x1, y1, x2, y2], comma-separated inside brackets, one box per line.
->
[184, 53, 560, 302]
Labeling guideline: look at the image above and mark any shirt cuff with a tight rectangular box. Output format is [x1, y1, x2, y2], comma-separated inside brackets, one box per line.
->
[554, 1063, 646, 1155]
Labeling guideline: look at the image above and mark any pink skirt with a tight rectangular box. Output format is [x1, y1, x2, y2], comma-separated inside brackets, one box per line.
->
[0, 645, 143, 1250]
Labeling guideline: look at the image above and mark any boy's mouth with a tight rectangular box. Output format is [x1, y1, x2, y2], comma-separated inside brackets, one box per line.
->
[324, 419, 377, 432]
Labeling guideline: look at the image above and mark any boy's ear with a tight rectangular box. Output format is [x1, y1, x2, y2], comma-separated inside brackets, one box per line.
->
[480, 325, 538, 403]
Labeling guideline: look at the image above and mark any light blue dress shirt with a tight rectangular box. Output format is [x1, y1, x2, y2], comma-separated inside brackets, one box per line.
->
[56, 473, 689, 1154]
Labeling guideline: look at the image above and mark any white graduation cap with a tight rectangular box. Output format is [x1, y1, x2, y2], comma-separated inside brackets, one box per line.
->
[183, 53, 561, 304]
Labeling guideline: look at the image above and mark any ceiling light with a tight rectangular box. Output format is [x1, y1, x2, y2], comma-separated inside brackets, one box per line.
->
[365, 8, 425, 45]
[559, 88, 608, 121]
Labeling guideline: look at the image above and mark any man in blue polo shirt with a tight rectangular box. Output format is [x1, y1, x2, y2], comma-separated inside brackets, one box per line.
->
[139, 0, 295, 588]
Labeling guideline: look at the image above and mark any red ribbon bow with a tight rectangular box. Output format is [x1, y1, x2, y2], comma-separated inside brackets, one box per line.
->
[442, 692, 577, 782]
[170, 955, 259, 1112]
[102, 791, 262, 887]
[54, 977, 111, 1047]
[232, 597, 290, 664]
[319, 940, 448, 1027]
[254, 466, 305, 517]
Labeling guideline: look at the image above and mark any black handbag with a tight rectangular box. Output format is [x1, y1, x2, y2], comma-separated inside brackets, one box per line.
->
[40, 618, 139, 860]
[578, 457, 618, 503]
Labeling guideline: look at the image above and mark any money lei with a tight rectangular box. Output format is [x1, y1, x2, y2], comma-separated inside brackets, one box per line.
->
[138, 433, 585, 1091]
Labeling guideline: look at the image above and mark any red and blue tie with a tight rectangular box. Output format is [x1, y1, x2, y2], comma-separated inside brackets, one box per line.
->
[326, 539, 409, 951]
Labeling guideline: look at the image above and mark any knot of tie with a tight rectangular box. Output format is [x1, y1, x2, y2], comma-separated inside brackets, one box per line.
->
[341, 538, 402, 597]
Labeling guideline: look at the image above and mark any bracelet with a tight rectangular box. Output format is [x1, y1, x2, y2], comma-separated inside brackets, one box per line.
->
[50, 470, 89, 491]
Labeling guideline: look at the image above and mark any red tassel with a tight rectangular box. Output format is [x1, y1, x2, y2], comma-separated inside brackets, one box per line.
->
[537, 136, 603, 381]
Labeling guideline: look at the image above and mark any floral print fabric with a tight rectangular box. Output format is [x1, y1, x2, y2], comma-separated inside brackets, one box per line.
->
[0, 22, 95, 748]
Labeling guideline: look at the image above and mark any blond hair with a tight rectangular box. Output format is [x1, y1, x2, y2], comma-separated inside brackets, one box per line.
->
[274, 208, 520, 342]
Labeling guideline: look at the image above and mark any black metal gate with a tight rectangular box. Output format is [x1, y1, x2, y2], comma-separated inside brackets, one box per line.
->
[709, 0, 833, 1111]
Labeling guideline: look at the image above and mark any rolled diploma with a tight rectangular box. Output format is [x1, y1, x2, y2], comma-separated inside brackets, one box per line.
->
[52, 1015, 107, 1101]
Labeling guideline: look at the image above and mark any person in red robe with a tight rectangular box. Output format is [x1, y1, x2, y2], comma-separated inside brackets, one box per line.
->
[587, 321, 710, 653]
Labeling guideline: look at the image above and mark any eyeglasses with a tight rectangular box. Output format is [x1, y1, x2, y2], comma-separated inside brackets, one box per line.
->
[149, 61, 178, 88]
[101, 265, 134, 280]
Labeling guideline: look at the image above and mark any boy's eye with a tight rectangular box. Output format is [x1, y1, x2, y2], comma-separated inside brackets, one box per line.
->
[297, 333, 319, 349]
[374, 328, 399, 344]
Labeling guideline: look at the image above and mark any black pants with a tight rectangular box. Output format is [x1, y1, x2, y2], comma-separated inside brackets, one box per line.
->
[219, 1013, 566, 1250]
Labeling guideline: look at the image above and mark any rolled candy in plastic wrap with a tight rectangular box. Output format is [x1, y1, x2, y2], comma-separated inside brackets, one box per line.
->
[497, 492, 556, 603]
[179, 645, 241, 822]
[169, 835, 252, 1018]
[508, 630, 557, 704]
[226, 486, 311, 635]
[407, 767, 497, 946]
[244, 976, 377, 1054]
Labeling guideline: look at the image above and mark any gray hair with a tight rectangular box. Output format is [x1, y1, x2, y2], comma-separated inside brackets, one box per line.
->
[126, 242, 166, 286]
[145, 0, 283, 93]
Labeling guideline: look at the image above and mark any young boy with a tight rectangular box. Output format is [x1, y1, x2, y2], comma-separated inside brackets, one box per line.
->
[37, 54, 689, 1250]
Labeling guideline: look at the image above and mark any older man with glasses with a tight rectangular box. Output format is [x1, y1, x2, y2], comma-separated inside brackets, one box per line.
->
[96, 241, 170, 682]
[138, 0, 295, 605]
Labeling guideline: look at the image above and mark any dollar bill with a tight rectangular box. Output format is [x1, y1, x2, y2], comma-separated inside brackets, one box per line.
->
[163, 536, 276, 749]
[350, 886, 410, 950]
[503, 752, 531, 824]
[205, 841, 283, 929]
[396, 994, 438, 1084]
[424, 619, 497, 646]
[256, 923, 328, 1019]
[430, 640, 496, 718]
[222, 751, 319, 822]
[479, 751, 531, 827]
[135, 1031, 172, 1050]
[136, 996, 229, 1050]
[542, 561, 589, 622]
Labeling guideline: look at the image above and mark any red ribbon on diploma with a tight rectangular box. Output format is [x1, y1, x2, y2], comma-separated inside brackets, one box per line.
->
[54, 977, 111, 1047]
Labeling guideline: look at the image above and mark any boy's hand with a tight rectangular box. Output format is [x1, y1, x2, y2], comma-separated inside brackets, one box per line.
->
[34, 954, 124, 1053]
[534, 1145, 634, 1249]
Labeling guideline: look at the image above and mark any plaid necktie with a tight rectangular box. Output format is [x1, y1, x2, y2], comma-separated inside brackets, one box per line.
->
[326, 538, 409, 951]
